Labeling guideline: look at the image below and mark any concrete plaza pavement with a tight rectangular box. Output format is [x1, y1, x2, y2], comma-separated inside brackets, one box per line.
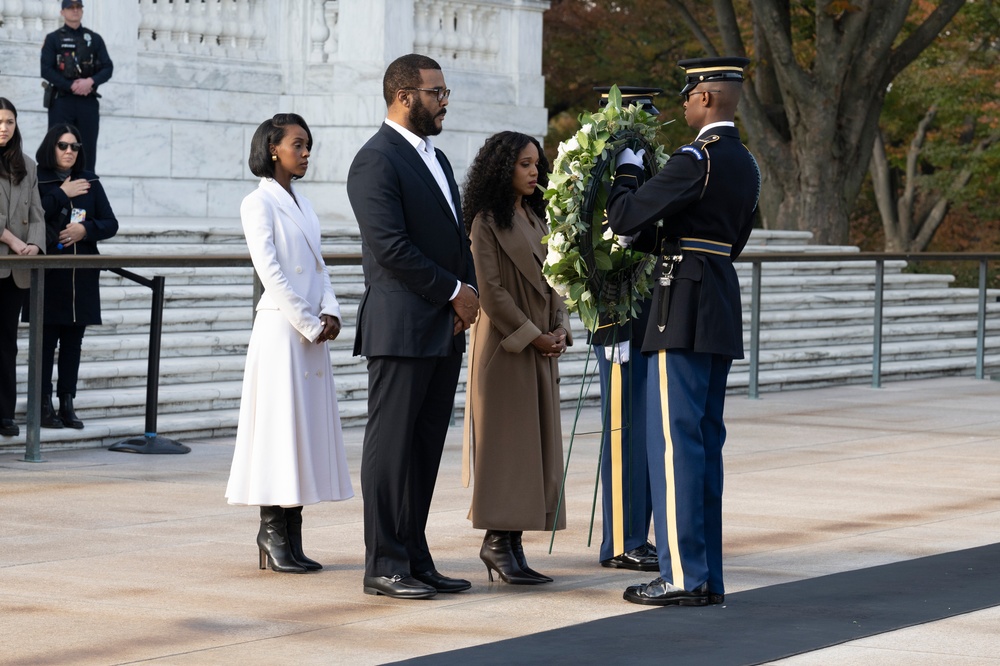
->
[2, 376, 999, 665]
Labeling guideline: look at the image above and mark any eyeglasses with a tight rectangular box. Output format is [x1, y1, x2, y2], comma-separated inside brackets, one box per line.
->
[682, 89, 721, 100]
[56, 141, 82, 152]
[402, 87, 451, 103]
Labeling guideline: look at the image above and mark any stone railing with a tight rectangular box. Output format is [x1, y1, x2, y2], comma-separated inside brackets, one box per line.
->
[0, 2, 64, 41]
[136, 0, 268, 59]
[134, 0, 340, 63]
[414, 0, 500, 70]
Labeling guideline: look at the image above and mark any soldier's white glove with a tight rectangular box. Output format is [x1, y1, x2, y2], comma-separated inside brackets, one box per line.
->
[604, 340, 631, 364]
[616, 148, 645, 168]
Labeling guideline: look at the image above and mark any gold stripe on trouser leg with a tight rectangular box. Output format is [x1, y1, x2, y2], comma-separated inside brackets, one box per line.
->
[611, 362, 624, 556]
[659, 350, 685, 587]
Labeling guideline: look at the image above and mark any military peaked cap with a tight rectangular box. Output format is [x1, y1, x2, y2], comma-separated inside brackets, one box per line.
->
[677, 57, 750, 95]
[594, 86, 663, 114]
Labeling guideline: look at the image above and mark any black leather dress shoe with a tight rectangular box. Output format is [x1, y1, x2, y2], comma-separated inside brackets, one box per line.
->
[0, 419, 18, 437]
[601, 543, 658, 572]
[707, 592, 725, 605]
[623, 578, 708, 606]
[363, 575, 437, 599]
[412, 569, 471, 593]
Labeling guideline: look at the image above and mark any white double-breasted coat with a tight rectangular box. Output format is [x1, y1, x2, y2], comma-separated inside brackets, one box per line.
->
[225, 178, 354, 506]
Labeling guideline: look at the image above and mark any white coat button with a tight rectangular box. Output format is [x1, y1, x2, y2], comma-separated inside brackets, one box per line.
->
[304, 371, 309, 378]
[295, 266, 303, 273]
[316, 370, 323, 377]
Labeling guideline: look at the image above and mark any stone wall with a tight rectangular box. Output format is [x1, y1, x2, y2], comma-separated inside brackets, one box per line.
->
[0, 0, 550, 223]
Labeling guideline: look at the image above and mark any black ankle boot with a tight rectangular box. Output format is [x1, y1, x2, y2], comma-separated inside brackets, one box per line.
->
[41, 395, 64, 428]
[257, 506, 307, 573]
[510, 531, 553, 583]
[284, 506, 322, 570]
[479, 530, 542, 585]
[58, 394, 83, 429]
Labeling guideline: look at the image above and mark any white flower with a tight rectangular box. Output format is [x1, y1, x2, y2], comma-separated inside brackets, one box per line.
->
[602, 227, 614, 241]
[545, 245, 564, 267]
[564, 136, 580, 152]
[580, 123, 593, 135]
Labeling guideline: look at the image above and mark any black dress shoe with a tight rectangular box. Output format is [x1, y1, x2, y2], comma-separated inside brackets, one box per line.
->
[623, 579, 708, 606]
[601, 544, 659, 572]
[707, 592, 725, 605]
[412, 569, 471, 593]
[363, 575, 437, 599]
[0, 419, 18, 437]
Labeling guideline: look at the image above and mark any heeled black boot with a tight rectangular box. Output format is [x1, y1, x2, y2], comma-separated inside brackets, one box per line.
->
[479, 531, 542, 585]
[257, 506, 307, 573]
[40, 395, 64, 429]
[510, 531, 553, 583]
[58, 394, 84, 429]
[284, 506, 322, 571]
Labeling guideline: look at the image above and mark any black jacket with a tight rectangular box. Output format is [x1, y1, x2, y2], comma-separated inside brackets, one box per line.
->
[347, 123, 477, 358]
[31, 168, 118, 325]
[607, 125, 759, 358]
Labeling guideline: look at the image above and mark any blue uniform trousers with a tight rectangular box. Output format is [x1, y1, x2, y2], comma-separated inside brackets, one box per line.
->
[645, 348, 731, 593]
[596, 350, 653, 561]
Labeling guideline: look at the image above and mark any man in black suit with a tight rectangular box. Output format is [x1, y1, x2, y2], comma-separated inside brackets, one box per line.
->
[606, 56, 760, 606]
[347, 53, 479, 600]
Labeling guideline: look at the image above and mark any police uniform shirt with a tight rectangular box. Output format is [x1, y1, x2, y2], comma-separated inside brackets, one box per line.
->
[41, 24, 114, 94]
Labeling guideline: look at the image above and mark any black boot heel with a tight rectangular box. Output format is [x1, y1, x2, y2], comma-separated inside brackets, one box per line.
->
[479, 530, 543, 585]
[256, 506, 307, 573]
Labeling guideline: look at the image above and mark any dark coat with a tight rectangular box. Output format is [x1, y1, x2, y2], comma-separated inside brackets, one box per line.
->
[347, 122, 477, 358]
[607, 125, 759, 358]
[33, 167, 118, 326]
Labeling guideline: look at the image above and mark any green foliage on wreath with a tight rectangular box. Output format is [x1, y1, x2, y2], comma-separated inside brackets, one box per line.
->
[542, 85, 669, 332]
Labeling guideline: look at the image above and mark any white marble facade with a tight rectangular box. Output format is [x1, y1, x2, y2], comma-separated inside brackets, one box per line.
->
[0, 0, 550, 223]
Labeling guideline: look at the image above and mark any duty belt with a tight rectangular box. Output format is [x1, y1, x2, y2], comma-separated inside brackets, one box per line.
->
[655, 237, 734, 332]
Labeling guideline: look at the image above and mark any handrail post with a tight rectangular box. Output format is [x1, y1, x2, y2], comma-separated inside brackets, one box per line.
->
[976, 259, 987, 380]
[872, 259, 884, 388]
[23, 268, 45, 463]
[749, 261, 761, 399]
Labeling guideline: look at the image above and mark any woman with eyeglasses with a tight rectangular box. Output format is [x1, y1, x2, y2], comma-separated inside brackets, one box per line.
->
[30, 124, 118, 430]
[0, 98, 45, 438]
[461, 131, 571, 584]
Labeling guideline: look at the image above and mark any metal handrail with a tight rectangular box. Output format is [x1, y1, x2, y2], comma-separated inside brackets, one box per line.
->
[736, 251, 1000, 398]
[1, 254, 361, 462]
[2, 250, 996, 456]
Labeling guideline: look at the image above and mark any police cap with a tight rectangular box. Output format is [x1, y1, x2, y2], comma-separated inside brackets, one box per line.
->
[677, 57, 750, 96]
[62, 0, 83, 9]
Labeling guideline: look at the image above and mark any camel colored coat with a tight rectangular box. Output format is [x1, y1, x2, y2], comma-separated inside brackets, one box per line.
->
[463, 207, 571, 531]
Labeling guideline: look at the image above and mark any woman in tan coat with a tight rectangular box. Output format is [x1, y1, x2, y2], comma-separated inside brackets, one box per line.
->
[0, 98, 45, 438]
[462, 131, 570, 584]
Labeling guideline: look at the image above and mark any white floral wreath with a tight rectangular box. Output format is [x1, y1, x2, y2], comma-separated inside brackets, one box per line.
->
[542, 85, 669, 332]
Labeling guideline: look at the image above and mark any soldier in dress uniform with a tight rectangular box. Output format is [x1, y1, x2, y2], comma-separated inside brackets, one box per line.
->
[606, 56, 760, 606]
[41, 0, 113, 172]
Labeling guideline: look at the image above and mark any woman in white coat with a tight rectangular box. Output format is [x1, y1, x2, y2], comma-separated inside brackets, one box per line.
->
[225, 113, 353, 573]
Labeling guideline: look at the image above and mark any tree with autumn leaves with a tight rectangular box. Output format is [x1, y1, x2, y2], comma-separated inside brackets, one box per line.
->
[543, 0, 998, 251]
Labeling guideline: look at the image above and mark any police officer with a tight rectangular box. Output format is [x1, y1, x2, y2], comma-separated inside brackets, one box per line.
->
[41, 0, 113, 172]
[606, 56, 760, 606]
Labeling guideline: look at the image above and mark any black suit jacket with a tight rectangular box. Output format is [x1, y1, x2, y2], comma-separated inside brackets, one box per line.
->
[607, 125, 759, 359]
[347, 123, 477, 358]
